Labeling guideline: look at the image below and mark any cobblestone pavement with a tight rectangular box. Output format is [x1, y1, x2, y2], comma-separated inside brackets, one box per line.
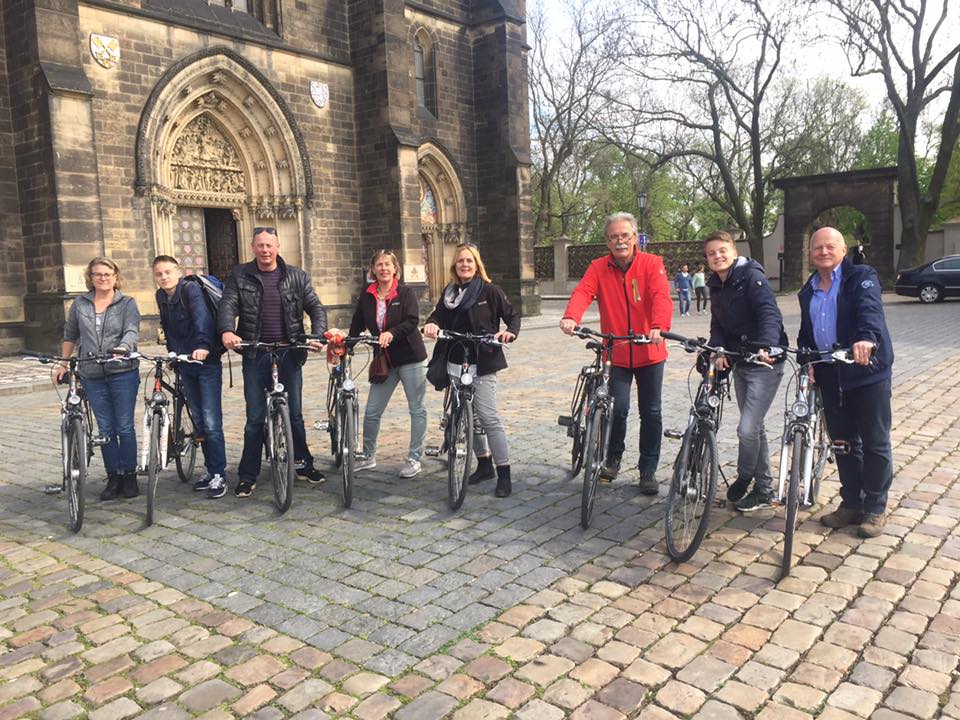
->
[1, 295, 960, 718]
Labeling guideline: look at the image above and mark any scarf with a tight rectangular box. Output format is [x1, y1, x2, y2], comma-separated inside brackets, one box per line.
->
[443, 276, 484, 312]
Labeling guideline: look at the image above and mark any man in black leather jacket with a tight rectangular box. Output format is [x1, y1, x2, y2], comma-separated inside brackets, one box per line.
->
[219, 227, 327, 497]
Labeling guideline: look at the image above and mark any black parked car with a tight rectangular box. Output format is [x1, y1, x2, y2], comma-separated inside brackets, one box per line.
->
[895, 255, 960, 303]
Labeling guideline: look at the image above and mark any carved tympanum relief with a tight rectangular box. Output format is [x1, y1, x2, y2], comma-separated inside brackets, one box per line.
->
[170, 115, 245, 195]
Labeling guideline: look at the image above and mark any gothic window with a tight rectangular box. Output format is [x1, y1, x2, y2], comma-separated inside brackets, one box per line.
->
[212, 0, 281, 34]
[413, 30, 437, 116]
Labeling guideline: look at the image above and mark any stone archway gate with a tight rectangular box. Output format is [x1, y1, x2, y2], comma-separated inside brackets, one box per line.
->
[774, 167, 898, 288]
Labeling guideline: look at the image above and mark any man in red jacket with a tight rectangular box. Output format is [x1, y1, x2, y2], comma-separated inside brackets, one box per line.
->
[560, 212, 673, 494]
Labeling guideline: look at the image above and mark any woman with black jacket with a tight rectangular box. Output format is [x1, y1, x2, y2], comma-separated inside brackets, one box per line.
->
[423, 244, 520, 497]
[349, 251, 429, 478]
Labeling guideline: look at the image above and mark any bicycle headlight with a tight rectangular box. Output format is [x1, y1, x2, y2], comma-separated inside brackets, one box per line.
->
[595, 385, 608, 398]
[791, 400, 809, 417]
[67, 395, 81, 406]
[707, 394, 720, 408]
[343, 378, 355, 392]
[460, 372, 473, 385]
[152, 392, 165, 403]
[275, 383, 285, 393]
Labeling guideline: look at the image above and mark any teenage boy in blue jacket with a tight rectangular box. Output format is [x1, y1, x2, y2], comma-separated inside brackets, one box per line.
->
[798, 227, 894, 538]
[153, 256, 228, 499]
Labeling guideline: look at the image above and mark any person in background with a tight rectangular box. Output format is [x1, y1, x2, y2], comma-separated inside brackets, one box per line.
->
[350, 250, 428, 478]
[674, 263, 692, 317]
[693, 264, 707, 313]
[57, 257, 141, 500]
[424, 244, 520, 498]
[153, 255, 227, 499]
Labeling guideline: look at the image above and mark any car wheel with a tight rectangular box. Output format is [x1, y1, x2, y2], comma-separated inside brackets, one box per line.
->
[918, 284, 942, 303]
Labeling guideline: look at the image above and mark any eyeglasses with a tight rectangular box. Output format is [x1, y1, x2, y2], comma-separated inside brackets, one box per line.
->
[253, 227, 277, 236]
[607, 233, 635, 242]
[91, 272, 115, 279]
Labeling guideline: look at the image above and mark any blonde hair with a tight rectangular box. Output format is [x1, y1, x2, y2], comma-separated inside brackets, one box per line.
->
[85, 257, 123, 291]
[449, 244, 491, 284]
[369, 250, 402, 280]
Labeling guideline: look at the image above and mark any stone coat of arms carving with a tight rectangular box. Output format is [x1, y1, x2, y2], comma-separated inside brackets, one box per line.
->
[310, 80, 329, 109]
[89, 34, 120, 69]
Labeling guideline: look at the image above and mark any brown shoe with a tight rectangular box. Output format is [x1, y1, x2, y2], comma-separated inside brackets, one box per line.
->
[599, 457, 620, 482]
[639, 472, 658, 496]
[858, 512, 887, 538]
[821, 506, 863, 528]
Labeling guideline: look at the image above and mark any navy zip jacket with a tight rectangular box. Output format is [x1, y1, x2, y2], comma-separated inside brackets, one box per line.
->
[157, 279, 220, 363]
[797, 258, 893, 391]
[708, 257, 787, 356]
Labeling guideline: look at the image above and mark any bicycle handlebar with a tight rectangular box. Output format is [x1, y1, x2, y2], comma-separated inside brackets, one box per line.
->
[781, 346, 858, 365]
[237, 341, 320, 352]
[433, 329, 508, 347]
[134, 352, 203, 365]
[573, 326, 651, 344]
[22, 351, 133, 365]
[660, 333, 779, 368]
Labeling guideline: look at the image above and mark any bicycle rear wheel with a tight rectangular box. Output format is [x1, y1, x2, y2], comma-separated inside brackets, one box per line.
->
[580, 405, 607, 529]
[340, 398, 357, 508]
[447, 400, 473, 511]
[271, 400, 295, 513]
[174, 400, 198, 483]
[665, 423, 718, 563]
[782, 427, 805, 578]
[66, 418, 86, 533]
[146, 414, 162, 526]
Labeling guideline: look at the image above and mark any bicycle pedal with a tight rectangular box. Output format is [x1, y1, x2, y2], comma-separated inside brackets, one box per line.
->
[557, 415, 573, 427]
[663, 429, 683, 440]
[566, 426, 576, 438]
[43, 484, 64, 495]
[314, 420, 329, 431]
[91, 435, 108, 447]
[830, 441, 849, 455]
[424, 446, 441, 457]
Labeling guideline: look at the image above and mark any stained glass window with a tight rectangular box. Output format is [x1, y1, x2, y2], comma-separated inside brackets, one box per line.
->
[420, 176, 438, 225]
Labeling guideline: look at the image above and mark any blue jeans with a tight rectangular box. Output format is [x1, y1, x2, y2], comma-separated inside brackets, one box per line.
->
[817, 368, 893, 515]
[732, 361, 785, 492]
[363, 360, 428, 461]
[239, 351, 313, 482]
[609, 361, 665, 474]
[179, 363, 226, 477]
[82, 369, 140, 475]
[678, 289, 691, 314]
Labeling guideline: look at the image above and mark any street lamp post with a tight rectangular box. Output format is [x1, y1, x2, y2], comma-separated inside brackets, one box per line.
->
[636, 191, 647, 251]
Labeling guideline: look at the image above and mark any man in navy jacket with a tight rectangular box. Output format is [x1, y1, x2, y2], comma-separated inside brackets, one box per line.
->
[797, 227, 894, 538]
[154, 256, 228, 499]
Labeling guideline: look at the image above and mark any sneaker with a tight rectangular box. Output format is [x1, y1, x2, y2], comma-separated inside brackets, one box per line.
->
[821, 506, 863, 528]
[194, 472, 213, 492]
[399, 458, 421, 478]
[297, 467, 326, 484]
[858, 512, 887, 538]
[726, 476, 751, 503]
[355, 455, 377, 472]
[735, 487, 772, 512]
[235, 480, 255, 498]
[206, 474, 227, 499]
[639, 471, 658, 496]
[599, 456, 621, 482]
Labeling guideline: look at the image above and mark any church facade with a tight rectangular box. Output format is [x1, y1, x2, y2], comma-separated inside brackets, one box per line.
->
[0, 0, 537, 351]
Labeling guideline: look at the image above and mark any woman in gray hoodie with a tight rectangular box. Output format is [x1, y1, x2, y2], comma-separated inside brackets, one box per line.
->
[57, 257, 141, 500]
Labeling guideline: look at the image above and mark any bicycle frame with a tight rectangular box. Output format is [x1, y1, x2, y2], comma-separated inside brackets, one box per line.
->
[59, 357, 99, 485]
[139, 357, 172, 471]
[776, 370, 821, 507]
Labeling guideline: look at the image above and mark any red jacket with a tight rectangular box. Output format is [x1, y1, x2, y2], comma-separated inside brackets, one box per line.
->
[563, 252, 673, 368]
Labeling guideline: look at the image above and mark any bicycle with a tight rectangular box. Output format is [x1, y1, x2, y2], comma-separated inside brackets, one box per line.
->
[660, 333, 775, 562]
[314, 335, 379, 509]
[238, 341, 318, 513]
[23, 353, 112, 532]
[557, 326, 652, 529]
[137, 352, 202, 526]
[776, 346, 855, 577]
[424, 329, 506, 511]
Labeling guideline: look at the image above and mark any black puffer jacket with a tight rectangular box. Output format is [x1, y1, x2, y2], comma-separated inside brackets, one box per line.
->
[217, 257, 327, 357]
[707, 256, 787, 356]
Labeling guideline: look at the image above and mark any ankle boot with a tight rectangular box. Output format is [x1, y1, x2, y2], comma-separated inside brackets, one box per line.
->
[495, 465, 512, 498]
[100, 474, 122, 501]
[468, 456, 496, 485]
[122, 471, 140, 499]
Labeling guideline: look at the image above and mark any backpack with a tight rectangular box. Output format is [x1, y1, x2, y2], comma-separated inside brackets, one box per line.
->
[178, 274, 225, 356]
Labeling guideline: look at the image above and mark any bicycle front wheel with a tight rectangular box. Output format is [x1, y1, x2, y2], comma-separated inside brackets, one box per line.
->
[340, 398, 356, 508]
[270, 401, 295, 514]
[447, 400, 473, 511]
[146, 414, 162, 527]
[66, 417, 86, 533]
[782, 427, 805, 578]
[174, 400, 198, 483]
[665, 423, 718, 563]
[810, 407, 830, 502]
[580, 406, 607, 529]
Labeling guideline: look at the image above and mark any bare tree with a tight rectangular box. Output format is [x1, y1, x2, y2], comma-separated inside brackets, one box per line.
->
[528, 0, 625, 243]
[821, 0, 960, 268]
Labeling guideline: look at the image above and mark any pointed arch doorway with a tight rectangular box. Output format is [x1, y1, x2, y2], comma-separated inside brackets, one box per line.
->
[418, 143, 466, 302]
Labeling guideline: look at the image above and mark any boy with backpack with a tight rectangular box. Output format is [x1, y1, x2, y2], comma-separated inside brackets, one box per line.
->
[153, 255, 228, 498]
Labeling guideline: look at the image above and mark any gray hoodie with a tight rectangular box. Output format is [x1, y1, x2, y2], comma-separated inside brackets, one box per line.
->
[63, 291, 140, 379]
